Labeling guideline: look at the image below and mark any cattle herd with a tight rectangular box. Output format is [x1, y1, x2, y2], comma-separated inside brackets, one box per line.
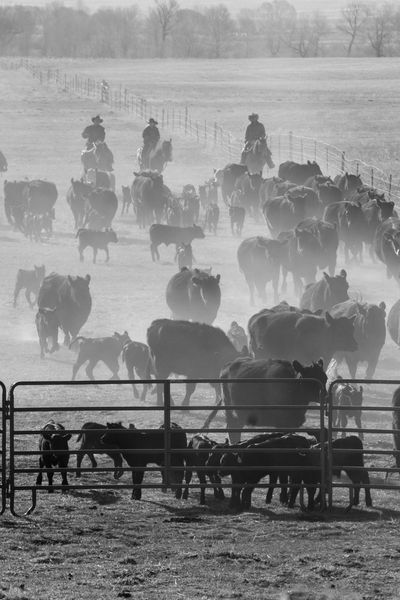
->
[4, 146, 400, 511]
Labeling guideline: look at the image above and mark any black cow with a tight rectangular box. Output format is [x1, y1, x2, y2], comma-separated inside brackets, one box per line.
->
[121, 185, 133, 214]
[229, 205, 245, 236]
[362, 198, 396, 259]
[323, 201, 366, 263]
[330, 300, 386, 379]
[334, 172, 363, 201]
[101, 423, 187, 500]
[166, 267, 221, 324]
[374, 217, 400, 280]
[300, 270, 349, 313]
[76, 228, 118, 263]
[36, 420, 72, 492]
[75, 422, 124, 479]
[147, 318, 241, 406]
[35, 307, 60, 359]
[83, 187, 118, 229]
[14, 265, 45, 308]
[24, 180, 58, 216]
[262, 191, 308, 238]
[3, 179, 28, 230]
[315, 180, 343, 206]
[24, 212, 52, 241]
[332, 383, 364, 439]
[183, 434, 225, 505]
[248, 308, 357, 365]
[204, 203, 219, 235]
[132, 170, 165, 227]
[213, 163, 248, 205]
[122, 340, 154, 400]
[237, 236, 287, 305]
[233, 172, 263, 219]
[67, 179, 92, 229]
[38, 272, 92, 346]
[70, 331, 130, 380]
[278, 160, 322, 185]
[149, 223, 205, 262]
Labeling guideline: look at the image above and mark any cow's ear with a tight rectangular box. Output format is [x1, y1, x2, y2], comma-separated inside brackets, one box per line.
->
[359, 385, 363, 392]
[68, 275, 73, 283]
[325, 312, 334, 325]
[379, 301, 386, 311]
[339, 269, 347, 279]
[216, 274, 221, 283]
[63, 433, 72, 441]
[85, 274, 91, 284]
[317, 358, 324, 368]
[292, 360, 304, 375]
[323, 272, 330, 281]
[42, 430, 53, 441]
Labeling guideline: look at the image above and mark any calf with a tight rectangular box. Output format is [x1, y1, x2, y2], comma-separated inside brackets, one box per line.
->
[24, 212, 52, 241]
[205, 203, 220, 235]
[36, 420, 72, 492]
[149, 223, 205, 261]
[332, 382, 364, 439]
[75, 421, 124, 479]
[76, 228, 118, 263]
[175, 242, 194, 270]
[229, 205, 245, 236]
[70, 331, 130, 380]
[182, 434, 225, 505]
[101, 422, 188, 500]
[122, 340, 154, 401]
[14, 264, 45, 308]
[121, 185, 132, 214]
[35, 307, 60, 359]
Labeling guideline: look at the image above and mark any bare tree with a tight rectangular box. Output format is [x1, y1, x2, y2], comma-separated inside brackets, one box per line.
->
[260, 0, 296, 57]
[205, 4, 235, 59]
[365, 2, 398, 57]
[152, 0, 179, 58]
[0, 8, 23, 55]
[337, 1, 369, 56]
[286, 11, 329, 57]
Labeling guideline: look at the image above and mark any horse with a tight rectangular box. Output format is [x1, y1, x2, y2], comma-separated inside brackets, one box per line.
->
[81, 141, 114, 173]
[242, 137, 274, 175]
[137, 139, 173, 173]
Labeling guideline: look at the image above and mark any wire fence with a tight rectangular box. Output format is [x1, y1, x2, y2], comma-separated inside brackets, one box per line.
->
[2, 58, 400, 202]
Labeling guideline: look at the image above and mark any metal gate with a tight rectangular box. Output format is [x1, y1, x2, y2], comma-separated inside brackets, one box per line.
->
[0, 382, 6, 515]
[7, 377, 326, 516]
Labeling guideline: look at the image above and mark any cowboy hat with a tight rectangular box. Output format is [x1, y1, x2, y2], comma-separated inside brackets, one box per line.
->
[92, 115, 103, 123]
[248, 113, 259, 121]
[148, 118, 158, 125]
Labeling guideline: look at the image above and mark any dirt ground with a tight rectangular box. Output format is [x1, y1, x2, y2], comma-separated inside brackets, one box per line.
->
[1, 62, 400, 599]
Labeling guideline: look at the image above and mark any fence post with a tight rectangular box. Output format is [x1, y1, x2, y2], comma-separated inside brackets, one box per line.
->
[185, 106, 188, 135]
[300, 139, 304, 163]
[356, 162, 359, 176]
[289, 131, 293, 161]
[389, 174, 392, 199]
[163, 381, 171, 491]
[341, 151, 346, 172]
[371, 168, 374, 187]
[326, 147, 329, 173]
[314, 139, 317, 162]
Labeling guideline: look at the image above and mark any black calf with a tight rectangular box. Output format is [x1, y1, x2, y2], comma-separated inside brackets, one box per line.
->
[36, 420, 72, 492]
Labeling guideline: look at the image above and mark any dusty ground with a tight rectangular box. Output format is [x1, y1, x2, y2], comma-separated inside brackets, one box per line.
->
[1, 62, 400, 599]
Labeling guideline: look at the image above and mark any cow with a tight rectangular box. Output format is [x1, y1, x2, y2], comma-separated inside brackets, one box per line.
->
[220, 357, 327, 443]
[70, 331, 130, 380]
[374, 217, 400, 280]
[305, 177, 343, 207]
[149, 223, 205, 262]
[35, 307, 60, 359]
[36, 420, 72, 492]
[237, 236, 287, 305]
[121, 185, 133, 214]
[38, 272, 92, 346]
[330, 300, 386, 379]
[75, 422, 124, 479]
[332, 382, 364, 439]
[122, 340, 154, 401]
[323, 201, 366, 263]
[199, 179, 219, 209]
[67, 179, 92, 229]
[14, 265, 45, 308]
[300, 270, 349, 313]
[182, 434, 225, 505]
[348, 185, 385, 206]
[227, 321, 248, 353]
[83, 187, 118, 229]
[175, 243, 193, 270]
[101, 422, 188, 500]
[334, 172, 363, 201]
[76, 228, 118, 263]
[278, 160, 322, 185]
[233, 172, 263, 220]
[229, 205, 245, 236]
[147, 318, 242, 406]
[24, 180, 58, 216]
[387, 299, 400, 347]
[166, 267, 221, 324]
[248, 308, 357, 365]
[262, 191, 308, 238]
[204, 203, 219, 235]
[286, 185, 323, 219]
[0, 150, 7, 172]
[213, 163, 248, 205]
[361, 198, 396, 259]
[3, 179, 28, 230]
[279, 219, 339, 296]
[131, 170, 165, 227]
[24, 212, 52, 242]
[392, 387, 400, 470]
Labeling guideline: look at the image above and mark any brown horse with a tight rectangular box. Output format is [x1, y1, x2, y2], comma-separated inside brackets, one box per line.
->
[81, 141, 114, 173]
[243, 137, 274, 175]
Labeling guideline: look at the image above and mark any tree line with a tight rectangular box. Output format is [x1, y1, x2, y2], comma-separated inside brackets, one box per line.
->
[1, 0, 400, 59]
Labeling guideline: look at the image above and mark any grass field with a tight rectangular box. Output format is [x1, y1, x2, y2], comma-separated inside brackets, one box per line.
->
[1, 60, 400, 599]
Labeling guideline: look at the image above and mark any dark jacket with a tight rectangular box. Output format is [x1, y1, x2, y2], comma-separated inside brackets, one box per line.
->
[143, 125, 160, 147]
[82, 124, 105, 145]
[245, 121, 266, 143]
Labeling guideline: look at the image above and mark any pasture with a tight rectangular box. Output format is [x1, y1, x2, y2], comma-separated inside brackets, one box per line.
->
[1, 60, 400, 599]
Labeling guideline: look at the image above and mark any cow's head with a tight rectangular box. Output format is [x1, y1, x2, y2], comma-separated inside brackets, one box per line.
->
[356, 302, 386, 341]
[113, 331, 131, 347]
[192, 224, 205, 239]
[292, 358, 327, 400]
[377, 198, 395, 220]
[71, 178, 92, 197]
[322, 269, 349, 303]
[105, 228, 118, 243]
[325, 312, 358, 352]
[34, 264, 46, 281]
[67, 274, 91, 293]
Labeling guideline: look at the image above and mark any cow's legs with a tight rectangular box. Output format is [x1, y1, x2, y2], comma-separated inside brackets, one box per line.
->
[105, 246, 110, 262]
[355, 414, 363, 440]
[13, 281, 22, 307]
[103, 357, 120, 380]
[345, 356, 358, 379]
[182, 382, 196, 406]
[71, 354, 87, 381]
[93, 247, 97, 264]
[85, 359, 99, 380]
[79, 244, 85, 262]
[126, 363, 139, 399]
[25, 288, 35, 308]
[272, 272, 279, 304]
[131, 468, 145, 500]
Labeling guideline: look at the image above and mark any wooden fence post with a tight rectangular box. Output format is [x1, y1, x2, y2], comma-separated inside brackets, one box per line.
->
[371, 168, 374, 187]
[341, 151, 346, 172]
[289, 131, 293, 161]
[389, 174, 392, 199]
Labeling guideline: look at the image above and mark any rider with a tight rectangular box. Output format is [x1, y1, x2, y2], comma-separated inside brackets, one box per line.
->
[241, 113, 266, 164]
[100, 80, 110, 103]
[141, 118, 160, 168]
[81, 115, 105, 150]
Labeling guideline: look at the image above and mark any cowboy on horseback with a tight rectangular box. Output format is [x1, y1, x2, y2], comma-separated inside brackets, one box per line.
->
[241, 113, 266, 163]
[82, 115, 105, 150]
[140, 118, 160, 169]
